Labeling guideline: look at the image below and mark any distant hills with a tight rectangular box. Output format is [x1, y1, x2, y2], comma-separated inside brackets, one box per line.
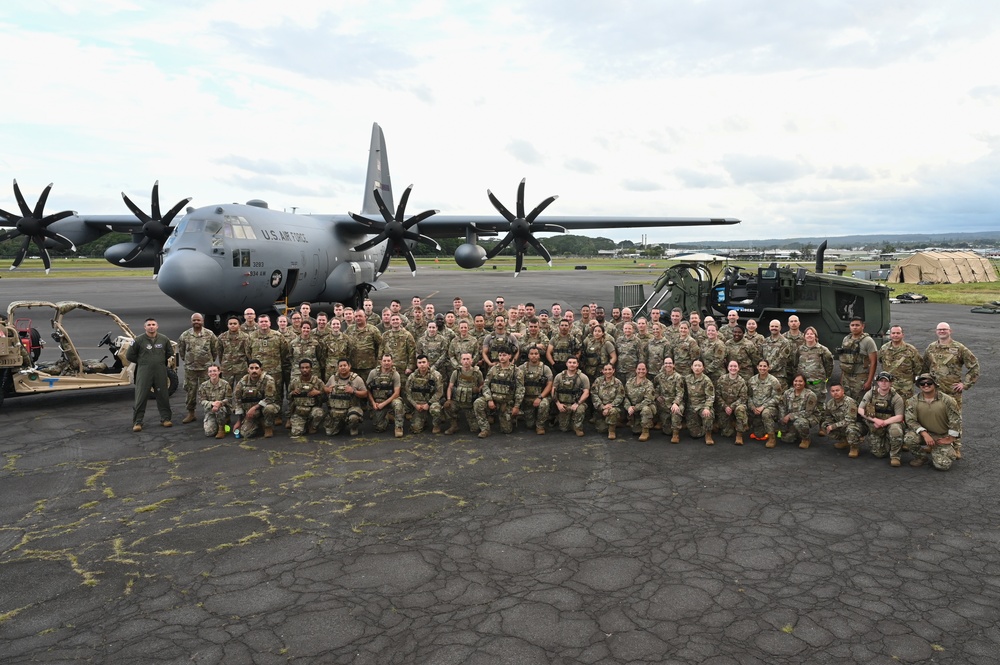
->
[673, 230, 1000, 250]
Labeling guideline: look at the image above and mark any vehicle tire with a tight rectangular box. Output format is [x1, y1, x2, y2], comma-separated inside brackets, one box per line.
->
[29, 328, 42, 362]
[0, 368, 11, 408]
[167, 368, 179, 396]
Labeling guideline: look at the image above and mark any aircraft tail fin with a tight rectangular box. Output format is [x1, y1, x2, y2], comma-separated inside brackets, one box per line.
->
[362, 122, 394, 215]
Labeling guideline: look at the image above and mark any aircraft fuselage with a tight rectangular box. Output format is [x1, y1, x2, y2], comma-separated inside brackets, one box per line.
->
[157, 203, 382, 316]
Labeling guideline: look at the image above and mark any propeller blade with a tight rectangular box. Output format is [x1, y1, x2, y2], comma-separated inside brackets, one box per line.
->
[44, 210, 74, 225]
[404, 250, 417, 276]
[150, 180, 162, 221]
[399, 231, 441, 251]
[11, 236, 30, 269]
[0, 207, 18, 223]
[122, 191, 153, 224]
[514, 251, 524, 275]
[0, 228, 19, 242]
[487, 190, 516, 223]
[34, 237, 52, 273]
[376, 248, 393, 276]
[42, 229, 77, 251]
[526, 234, 553, 265]
[354, 232, 389, 252]
[533, 223, 567, 234]
[120, 236, 152, 263]
[162, 196, 192, 225]
[526, 195, 558, 223]
[395, 185, 413, 224]
[485, 233, 515, 260]
[372, 188, 395, 225]
[516, 178, 526, 219]
[349, 212, 381, 228]
[13, 180, 34, 218]
[401, 208, 437, 229]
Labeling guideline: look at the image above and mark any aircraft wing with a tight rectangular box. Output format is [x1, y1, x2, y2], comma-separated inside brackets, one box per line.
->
[415, 215, 740, 236]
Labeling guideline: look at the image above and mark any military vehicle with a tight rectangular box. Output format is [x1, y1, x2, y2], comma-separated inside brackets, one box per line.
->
[616, 242, 891, 347]
[0, 300, 178, 409]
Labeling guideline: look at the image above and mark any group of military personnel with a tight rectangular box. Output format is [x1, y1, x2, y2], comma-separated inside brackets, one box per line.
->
[159, 295, 977, 471]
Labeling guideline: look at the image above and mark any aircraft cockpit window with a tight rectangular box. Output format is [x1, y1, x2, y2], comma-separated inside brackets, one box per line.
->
[184, 219, 206, 234]
[224, 215, 257, 240]
[204, 219, 224, 235]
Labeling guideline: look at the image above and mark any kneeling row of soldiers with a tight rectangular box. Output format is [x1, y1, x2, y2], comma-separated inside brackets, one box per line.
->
[194, 351, 961, 470]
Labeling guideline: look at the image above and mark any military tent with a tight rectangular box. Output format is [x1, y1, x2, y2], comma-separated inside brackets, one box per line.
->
[888, 251, 997, 284]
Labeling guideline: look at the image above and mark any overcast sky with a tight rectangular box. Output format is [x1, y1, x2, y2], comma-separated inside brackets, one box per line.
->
[3, 0, 999, 244]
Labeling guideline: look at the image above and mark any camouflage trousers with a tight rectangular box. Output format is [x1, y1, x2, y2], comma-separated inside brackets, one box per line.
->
[409, 402, 443, 433]
[289, 405, 325, 437]
[325, 407, 364, 436]
[628, 405, 656, 433]
[841, 373, 869, 403]
[184, 369, 208, 412]
[685, 407, 715, 438]
[717, 404, 748, 437]
[657, 404, 685, 432]
[749, 406, 778, 437]
[904, 431, 957, 470]
[445, 401, 478, 433]
[937, 387, 964, 452]
[827, 422, 862, 448]
[520, 396, 551, 429]
[201, 404, 231, 437]
[867, 422, 904, 459]
[370, 398, 405, 432]
[238, 404, 280, 438]
[595, 406, 623, 433]
[554, 402, 588, 432]
[473, 397, 516, 434]
[780, 415, 817, 442]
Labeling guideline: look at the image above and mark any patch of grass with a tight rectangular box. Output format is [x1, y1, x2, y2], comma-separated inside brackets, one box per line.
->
[133, 498, 176, 514]
[890, 281, 999, 306]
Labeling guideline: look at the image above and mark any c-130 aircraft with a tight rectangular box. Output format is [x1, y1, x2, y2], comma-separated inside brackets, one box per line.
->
[2, 124, 739, 324]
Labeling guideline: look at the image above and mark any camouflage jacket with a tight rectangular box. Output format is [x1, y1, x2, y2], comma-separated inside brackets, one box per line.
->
[878, 341, 923, 393]
[287, 375, 326, 410]
[289, 337, 323, 373]
[347, 324, 383, 371]
[326, 372, 366, 411]
[405, 369, 444, 406]
[518, 333, 550, 364]
[551, 370, 590, 405]
[624, 377, 656, 411]
[715, 374, 748, 410]
[380, 329, 417, 374]
[322, 333, 353, 374]
[197, 378, 232, 408]
[521, 362, 553, 399]
[762, 335, 793, 377]
[654, 371, 685, 407]
[699, 338, 728, 380]
[795, 343, 834, 387]
[591, 376, 625, 410]
[216, 330, 251, 375]
[748, 374, 781, 410]
[822, 395, 859, 431]
[547, 333, 581, 365]
[671, 337, 701, 376]
[178, 327, 219, 371]
[581, 337, 615, 375]
[905, 392, 961, 437]
[448, 367, 484, 405]
[366, 368, 401, 403]
[482, 364, 525, 404]
[923, 340, 979, 392]
[780, 388, 819, 423]
[449, 335, 482, 371]
[248, 330, 288, 376]
[726, 338, 760, 378]
[645, 338, 670, 376]
[615, 335, 645, 376]
[233, 372, 277, 414]
[417, 333, 450, 373]
[684, 373, 715, 412]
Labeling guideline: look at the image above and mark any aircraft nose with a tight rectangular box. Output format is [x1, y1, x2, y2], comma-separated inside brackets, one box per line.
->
[158, 250, 225, 312]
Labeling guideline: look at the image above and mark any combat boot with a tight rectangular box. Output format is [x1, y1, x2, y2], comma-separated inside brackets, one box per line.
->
[798, 438, 811, 449]
[535, 425, 546, 435]
[182, 411, 196, 424]
[765, 433, 777, 448]
[735, 432, 744, 445]
[670, 430, 680, 444]
[395, 426, 404, 438]
[432, 425, 442, 434]
[445, 423, 459, 435]
[263, 426, 274, 438]
[954, 448, 963, 460]
[216, 425, 226, 439]
[574, 428, 585, 437]
[890, 457, 901, 467]
[478, 429, 491, 439]
[704, 432, 714, 446]
[607, 424, 616, 440]
[833, 441, 850, 450]
[848, 445, 860, 458]
[638, 428, 650, 442]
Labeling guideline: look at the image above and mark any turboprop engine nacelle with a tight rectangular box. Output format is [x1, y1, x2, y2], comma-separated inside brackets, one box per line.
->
[454, 243, 487, 269]
[105, 242, 157, 268]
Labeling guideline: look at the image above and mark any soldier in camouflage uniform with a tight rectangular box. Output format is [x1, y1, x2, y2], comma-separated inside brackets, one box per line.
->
[249, 315, 289, 425]
[289, 322, 323, 384]
[671, 322, 701, 378]
[286, 359, 326, 437]
[591, 363, 625, 439]
[923, 322, 978, 460]
[380, 314, 417, 377]
[551, 357, 590, 436]
[546, 318, 582, 376]
[449, 321, 481, 373]
[581, 324, 616, 382]
[858, 372, 905, 466]
[700, 325, 727, 384]
[233, 360, 279, 439]
[347, 311, 382, 385]
[821, 384, 862, 457]
[795, 327, 834, 399]
[645, 324, 670, 379]
[570, 305, 594, 342]
[240, 308, 257, 334]
[905, 373, 961, 470]
[837, 317, 878, 403]
[312, 312, 331, 345]
[878, 325, 923, 398]
[519, 347, 553, 434]
[743, 319, 765, 357]
[748, 359, 782, 447]
[614, 322, 644, 384]
[216, 316, 251, 388]
[197, 364, 232, 438]
[778, 374, 819, 449]
[718, 309, 740, 343]
[716, 360, 749, 445]
[762, 319, 793, 391]
[518, 319, 549, 367]
[406, 307, 428, 341]
[323, 358, 368, 436]
[726, 327, 759, 382]
[474, 350, 525, 438]
[405, 355, 444, 434]
[688, 312, 708, 347]
[322, 318, 353, 381]
[367, 354, 405, 437]
[625, 362, 657, 441]
[483, 317, 520, 368]
[783, 315, 806, 355]
[684, 360, 715, 444]
[416, 321, 450, 375]
[445, 352, 485, 434]
[654, 358, 686, 442]
[178, 313, 219, 424]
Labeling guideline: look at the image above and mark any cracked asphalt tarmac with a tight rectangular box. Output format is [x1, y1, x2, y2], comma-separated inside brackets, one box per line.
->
[1, 270, 997, 664]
